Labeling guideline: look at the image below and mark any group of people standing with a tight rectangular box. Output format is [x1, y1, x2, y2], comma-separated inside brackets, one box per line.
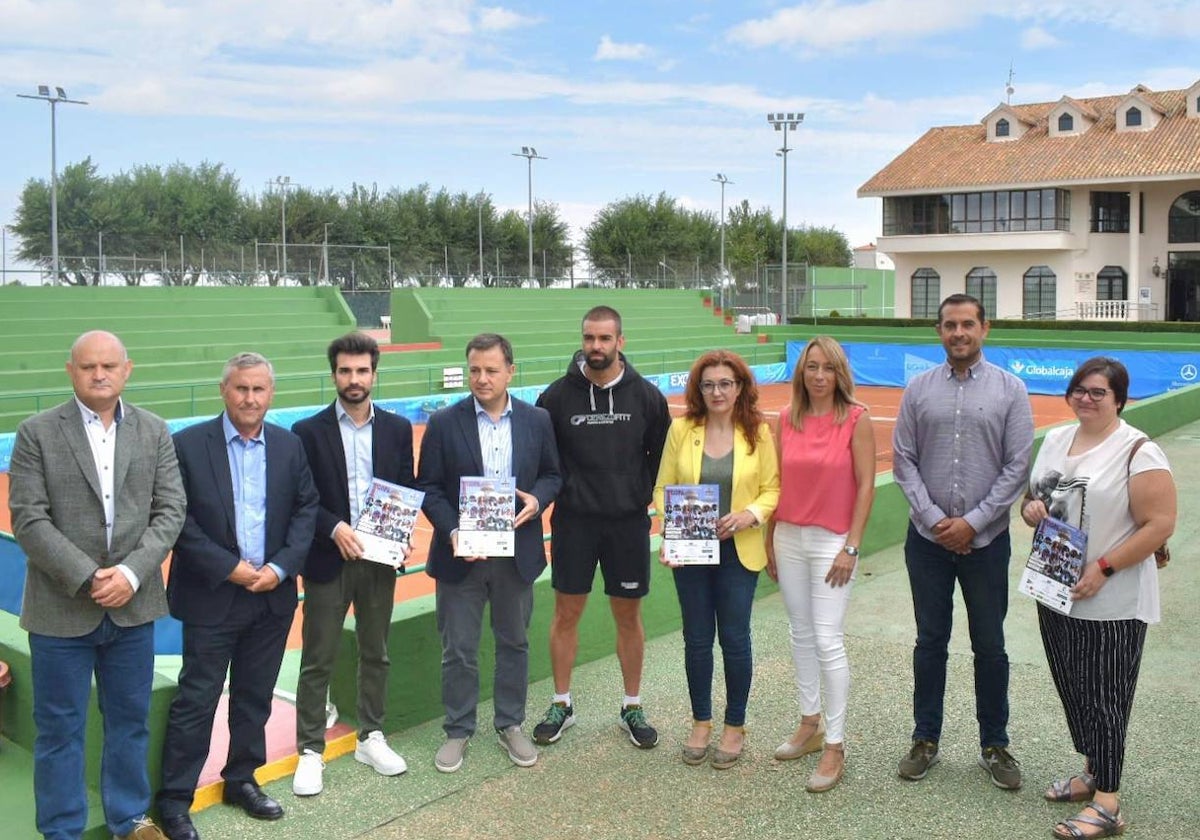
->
[8, 294, 1176, 840]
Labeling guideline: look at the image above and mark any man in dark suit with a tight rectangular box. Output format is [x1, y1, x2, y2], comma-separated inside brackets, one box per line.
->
[9, 330, 187, 840]
[418, 333, 560, 774]
[157, 353, 318, 840]
[291, 333, 414, 797]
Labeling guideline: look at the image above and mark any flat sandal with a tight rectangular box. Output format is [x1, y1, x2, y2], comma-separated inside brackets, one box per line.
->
[1044, 772, 1097, 803]
[1052, 801, 1126, 839]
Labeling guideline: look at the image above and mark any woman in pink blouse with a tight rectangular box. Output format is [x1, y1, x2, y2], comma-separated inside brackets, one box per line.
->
[767, 336, 875, 792]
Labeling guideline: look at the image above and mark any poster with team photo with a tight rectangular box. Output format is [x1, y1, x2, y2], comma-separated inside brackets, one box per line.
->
[661, 485, 720, 565]
[354, 479, 424, 569]
[457, 477, 516, 557]
[1019, 516, 1087, 615]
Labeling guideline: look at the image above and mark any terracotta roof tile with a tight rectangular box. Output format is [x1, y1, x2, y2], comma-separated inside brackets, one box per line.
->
[859, 88, 1200, 195]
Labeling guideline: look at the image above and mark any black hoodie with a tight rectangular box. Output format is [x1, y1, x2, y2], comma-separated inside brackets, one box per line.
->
[536, 351, 671, 516]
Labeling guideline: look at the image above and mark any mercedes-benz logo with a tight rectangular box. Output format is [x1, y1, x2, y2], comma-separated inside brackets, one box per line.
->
[1181, 364, 1198, 382]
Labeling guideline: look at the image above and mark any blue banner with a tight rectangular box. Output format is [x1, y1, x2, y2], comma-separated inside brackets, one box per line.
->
[786, 342, 1200, 399]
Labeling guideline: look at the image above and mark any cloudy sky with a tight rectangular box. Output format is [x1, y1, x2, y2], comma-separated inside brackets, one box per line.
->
[2, 0, 1199, 273]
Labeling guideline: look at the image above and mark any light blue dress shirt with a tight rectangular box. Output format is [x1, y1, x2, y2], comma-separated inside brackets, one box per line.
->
[474, 396, 513, 479]
[336, 400, 375, 528]
[222, 413, 286, 581]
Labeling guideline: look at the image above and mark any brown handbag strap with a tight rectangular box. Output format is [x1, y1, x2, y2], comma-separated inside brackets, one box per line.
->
[1126, 436, 1149, 477]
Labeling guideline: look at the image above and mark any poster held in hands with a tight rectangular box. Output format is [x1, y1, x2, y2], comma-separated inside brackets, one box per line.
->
[457, 477, 516, 557]
[661, 484, 720, 565]
[1019, 516, 1087, 614]
[354, 479, 424, 570]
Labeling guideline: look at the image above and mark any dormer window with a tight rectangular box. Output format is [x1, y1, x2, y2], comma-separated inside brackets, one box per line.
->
[995, 118, 1009, 137]
[1058, 113, 1074, 132]
[1126, 107, 1142, 127]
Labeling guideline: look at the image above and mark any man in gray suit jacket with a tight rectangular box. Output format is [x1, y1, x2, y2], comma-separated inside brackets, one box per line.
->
[9, 330, 187, 840]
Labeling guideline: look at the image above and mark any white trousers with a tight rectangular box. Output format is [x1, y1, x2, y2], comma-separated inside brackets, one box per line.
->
[773, 521, 855, 743]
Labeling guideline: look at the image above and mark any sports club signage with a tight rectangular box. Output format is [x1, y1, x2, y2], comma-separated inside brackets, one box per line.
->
[785, 341, 1200, 399]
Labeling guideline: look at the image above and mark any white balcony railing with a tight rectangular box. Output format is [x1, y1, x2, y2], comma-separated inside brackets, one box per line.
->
[1076, 299, 1130, 320]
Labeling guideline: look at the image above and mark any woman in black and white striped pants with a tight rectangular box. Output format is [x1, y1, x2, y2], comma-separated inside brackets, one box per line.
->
[1037, 609, 1146, 795]
[1022, 357, 1175, 840]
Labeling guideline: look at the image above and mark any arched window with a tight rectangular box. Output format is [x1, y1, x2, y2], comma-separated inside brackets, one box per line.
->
[1023, 266, 1057, 319]
[911, 268, 941, 320]
[965, 267, 997, 318]
[1058, 113, 1074, 132]
[1168, 191, 1200, 243]
[1125, 107, 1142, 127]
[1097, 266, 1127, 301]
[995, 118, 1010, 137]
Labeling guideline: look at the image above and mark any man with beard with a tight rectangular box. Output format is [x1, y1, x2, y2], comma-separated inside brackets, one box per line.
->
[533, 306, 671, 748]
[892, 294, 1034, 791]
[290, 333, 414, 796]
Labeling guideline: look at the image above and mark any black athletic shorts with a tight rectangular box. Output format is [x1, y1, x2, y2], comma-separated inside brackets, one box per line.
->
[550, 509, 652, 598]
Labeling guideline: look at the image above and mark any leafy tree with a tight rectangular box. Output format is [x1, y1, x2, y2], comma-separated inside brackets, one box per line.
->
[584, 192, 718, 284]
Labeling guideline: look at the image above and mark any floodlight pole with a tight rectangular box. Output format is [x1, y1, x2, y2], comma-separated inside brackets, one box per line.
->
[18, 86, 88, 282]
[713, 173, 733, 311]
[271, 176, 296, 277]
[766, 112, 804, 323]
[512, 146, 546, 283]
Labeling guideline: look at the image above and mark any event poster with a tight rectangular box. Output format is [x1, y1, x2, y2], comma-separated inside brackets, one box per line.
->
[660, 484, 720, 565]
[354, 479, 424, 569]
[457, 477, 516, 557]
[1019, 516, 1088, 615]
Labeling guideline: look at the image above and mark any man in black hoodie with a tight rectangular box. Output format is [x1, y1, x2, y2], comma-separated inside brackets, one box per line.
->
[533, 306, 671, 749]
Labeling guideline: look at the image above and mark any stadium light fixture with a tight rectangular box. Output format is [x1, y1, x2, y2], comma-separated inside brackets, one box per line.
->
[17, 85, 88, 282]
[512, 146, 546, 283]
[765, 111, 804, 322]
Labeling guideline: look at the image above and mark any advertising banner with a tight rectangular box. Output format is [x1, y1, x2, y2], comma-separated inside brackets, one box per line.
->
[786, 342, 1200, 399]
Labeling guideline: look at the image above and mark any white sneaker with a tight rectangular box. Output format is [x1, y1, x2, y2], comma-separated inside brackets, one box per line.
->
[355, 731, 408, 776]
[293, 749, 325, 796]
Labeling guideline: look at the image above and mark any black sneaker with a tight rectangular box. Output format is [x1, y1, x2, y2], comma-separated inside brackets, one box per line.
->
[532, 701, 575, 745]
[619, 704, 659, 749]
[898, 739, 940, 780]
[979, 745, 1022, 790]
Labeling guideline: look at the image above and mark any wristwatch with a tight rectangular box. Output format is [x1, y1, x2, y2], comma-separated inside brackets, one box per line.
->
[1097, 557, 1114, 577]
[843, 545, 859, 557]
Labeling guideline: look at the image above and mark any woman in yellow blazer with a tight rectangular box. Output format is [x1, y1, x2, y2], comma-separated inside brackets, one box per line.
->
[654, 350, 780, 769]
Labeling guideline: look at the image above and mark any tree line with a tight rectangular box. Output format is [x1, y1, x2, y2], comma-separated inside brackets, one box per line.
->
[10, 159, 851, 288]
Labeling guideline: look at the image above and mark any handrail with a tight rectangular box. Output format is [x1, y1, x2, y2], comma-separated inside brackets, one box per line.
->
[0, 345, 785, 418]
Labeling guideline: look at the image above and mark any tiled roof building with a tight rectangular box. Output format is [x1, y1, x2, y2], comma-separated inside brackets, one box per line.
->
[859, 81, 1200, 321]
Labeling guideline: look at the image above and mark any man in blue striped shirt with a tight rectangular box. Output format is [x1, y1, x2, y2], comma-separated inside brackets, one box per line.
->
[892, 294, 1034, 791]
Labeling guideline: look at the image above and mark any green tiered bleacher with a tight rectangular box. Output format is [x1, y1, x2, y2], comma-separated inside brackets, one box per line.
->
[0, 285, 783, 433]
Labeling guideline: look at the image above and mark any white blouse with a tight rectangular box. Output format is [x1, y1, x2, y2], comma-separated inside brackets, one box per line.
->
[1028, 420, 1171, 623]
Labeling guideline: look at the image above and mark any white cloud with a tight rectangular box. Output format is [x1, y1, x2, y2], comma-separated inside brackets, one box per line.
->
[594, 35, 653, 62]
[478, 6, 540, 31]
[727, 0, 1200, 52]
[727, 0, 981, 50]
[1020, 25, 1062, 49]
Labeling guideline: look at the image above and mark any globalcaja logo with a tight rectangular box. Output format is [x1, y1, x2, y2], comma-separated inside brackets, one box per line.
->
[903, 353, 938, 383]
[1009, 359, 1075, 379]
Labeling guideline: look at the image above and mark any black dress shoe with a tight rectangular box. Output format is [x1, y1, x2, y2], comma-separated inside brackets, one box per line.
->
[222, 780, 284, 820]
[162, 813, 201, 840]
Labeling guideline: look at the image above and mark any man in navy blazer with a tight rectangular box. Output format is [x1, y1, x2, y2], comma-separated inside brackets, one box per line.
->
[291, 333, 414, 796]
[157, 353, 318, 840]
[418, 333, 561, 774]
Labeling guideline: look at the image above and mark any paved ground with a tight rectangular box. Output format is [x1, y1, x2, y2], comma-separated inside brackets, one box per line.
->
[188, 421, 1200, 840]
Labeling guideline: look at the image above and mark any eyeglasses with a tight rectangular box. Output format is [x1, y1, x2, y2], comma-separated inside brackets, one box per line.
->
[1068, 386, 1112, 402]
[699, 379, 738, 394]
